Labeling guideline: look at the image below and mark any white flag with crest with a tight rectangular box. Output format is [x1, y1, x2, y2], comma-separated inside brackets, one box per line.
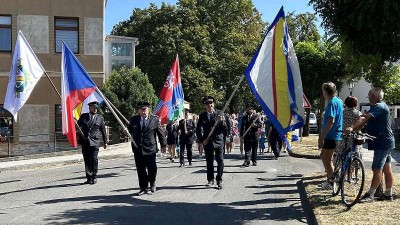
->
[4, 30, 45, 121]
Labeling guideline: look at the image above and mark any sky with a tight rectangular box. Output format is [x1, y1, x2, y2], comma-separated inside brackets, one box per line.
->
[105, 0, 321, 35]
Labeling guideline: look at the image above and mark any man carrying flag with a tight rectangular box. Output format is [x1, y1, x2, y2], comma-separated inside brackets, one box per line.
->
[244, 6, 304, 148]
[4, 31, 45, 121]
[153, 55, 184, 125]
[61, 42, 107, 184]
[77, 101, 107, 184]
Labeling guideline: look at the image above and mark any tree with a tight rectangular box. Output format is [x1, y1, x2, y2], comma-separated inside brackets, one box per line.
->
[111, 0, 265, 113]
[309, 0, 400, 86]
[101, 67, 157, 133]
[286, 11, 320, 45]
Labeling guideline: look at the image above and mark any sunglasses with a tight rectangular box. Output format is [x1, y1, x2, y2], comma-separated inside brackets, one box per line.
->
[205, 101, 214, 105]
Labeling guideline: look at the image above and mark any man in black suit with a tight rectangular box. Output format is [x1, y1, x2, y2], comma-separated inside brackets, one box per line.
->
[77, 101, 107, 185]
[196, 96, 227, 189]
[240, 104, 262, 167]
[128, 101, 167, 196]
[178, 109, 196, 167]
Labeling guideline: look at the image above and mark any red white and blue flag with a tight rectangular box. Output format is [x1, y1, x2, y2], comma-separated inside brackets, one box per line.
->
[153, 55, 184, 125]
[61, 42, 97, 147]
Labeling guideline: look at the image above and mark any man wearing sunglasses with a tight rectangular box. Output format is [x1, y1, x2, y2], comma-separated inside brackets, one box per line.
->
[196, 96, 228, 190]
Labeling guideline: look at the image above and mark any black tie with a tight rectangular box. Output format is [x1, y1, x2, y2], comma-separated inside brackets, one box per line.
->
[141, 119, 146, 130]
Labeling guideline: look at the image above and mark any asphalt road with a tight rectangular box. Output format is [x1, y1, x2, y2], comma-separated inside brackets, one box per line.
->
[0, 150, 323, 225]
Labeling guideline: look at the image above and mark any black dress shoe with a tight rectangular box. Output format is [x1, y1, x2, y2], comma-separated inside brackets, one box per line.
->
[135, 190, 147, 196]
[150, 183, 156, 193]
[206, 180, 214, 187]
[83, 180, 91, 184]
[189, 162, 192, 166]
[217, 180, 222, 190]
[90, 178, 97, 185]
[252, 161, 257, 166]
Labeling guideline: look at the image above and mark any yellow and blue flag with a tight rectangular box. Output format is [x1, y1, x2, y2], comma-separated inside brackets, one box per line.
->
[244, 7, 304, 149]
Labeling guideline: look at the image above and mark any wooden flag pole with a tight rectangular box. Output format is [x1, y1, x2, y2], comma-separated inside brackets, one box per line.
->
[243, 115, 257, 136]
[41, 70, 87, 142]
[95, 87, 137, 148]
[204, 75, 245, 144]
[96, 89, 130, 124]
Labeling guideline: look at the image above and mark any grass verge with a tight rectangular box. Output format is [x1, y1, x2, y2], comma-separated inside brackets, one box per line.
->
[303, 172, 399, 225]
[290, 135, 320, 158]
[295, 136, 400, 225]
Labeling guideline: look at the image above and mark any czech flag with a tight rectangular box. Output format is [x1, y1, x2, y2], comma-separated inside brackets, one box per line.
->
[244, 7, 304, 149]
[153, 55, 184, 125]
[61, 42, 96, 147]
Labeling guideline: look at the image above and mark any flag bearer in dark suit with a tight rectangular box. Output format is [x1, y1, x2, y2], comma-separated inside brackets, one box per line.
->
[196, 96, 228, 189]
[128, 101, 167, 196]
[77, 101, 108, 185]
[240, 104, 262, 167]
[178, 109, 196, 167]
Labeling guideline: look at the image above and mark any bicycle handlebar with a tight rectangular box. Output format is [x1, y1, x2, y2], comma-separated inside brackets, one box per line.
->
[345, 131, 376, 140]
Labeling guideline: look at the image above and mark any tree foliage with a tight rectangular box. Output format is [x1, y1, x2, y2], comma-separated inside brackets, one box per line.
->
[111, 0, 265, 113]
[101, 68, 157, 132]
[295, 41, 345, 108]
[309, 0, 400, 92]
[286, 11, 320, 45]
[309, 0, 400, 63]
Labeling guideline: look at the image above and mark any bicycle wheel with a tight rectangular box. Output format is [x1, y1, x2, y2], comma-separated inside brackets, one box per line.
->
[341, 157, 365, 207]
[332, 156, 342, 196]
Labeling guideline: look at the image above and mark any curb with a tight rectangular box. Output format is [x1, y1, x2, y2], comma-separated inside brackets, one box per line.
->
[289, 151, 320, 159]
[297, 179, 318, 225]
[0, 152, 133, 172]
[0, 143, 132, 172]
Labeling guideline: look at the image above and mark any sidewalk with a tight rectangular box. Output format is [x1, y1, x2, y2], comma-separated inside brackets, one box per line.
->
[0, 142, 133, 172]
[1, 142, 399, 175]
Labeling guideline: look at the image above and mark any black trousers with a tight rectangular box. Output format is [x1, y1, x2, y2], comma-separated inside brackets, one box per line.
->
[134, 152, 157, 191]
[204, 145, 224, 182]
[179, 141, 193, 165]
[244, 140, 258, 163]
[82, 144, 99, 181]
[270, 136, 282, 158]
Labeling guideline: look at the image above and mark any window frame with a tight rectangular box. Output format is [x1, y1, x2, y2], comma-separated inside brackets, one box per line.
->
[54, 16, 79, 54]
[0, 14, 12, 52]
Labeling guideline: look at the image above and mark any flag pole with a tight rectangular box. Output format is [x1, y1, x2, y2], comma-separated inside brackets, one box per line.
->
[95, 88, 130, 124]
[204, 75, 245, 144]
[95, 87, 137, 147]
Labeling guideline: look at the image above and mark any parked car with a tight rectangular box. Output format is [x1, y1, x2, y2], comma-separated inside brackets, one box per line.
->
[309, 113, 318, 133]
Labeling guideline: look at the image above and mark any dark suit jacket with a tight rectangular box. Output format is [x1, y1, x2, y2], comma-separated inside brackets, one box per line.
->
[128, 115, 167, 155]
[240, 113, 262, 141]
[77, 113, 107, 147]
[195, 110, 227, 148]
[178, 118, 196, 144]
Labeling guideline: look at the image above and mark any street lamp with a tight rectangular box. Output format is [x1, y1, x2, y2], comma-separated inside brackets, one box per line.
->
[348, 80, 356, 96]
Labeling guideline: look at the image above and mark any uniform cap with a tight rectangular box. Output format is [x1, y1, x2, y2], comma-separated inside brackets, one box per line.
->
[137, 101, 151, 109]
[202, 96, 215, 104]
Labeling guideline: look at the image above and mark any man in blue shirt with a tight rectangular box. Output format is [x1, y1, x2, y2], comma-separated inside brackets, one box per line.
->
[318, 82, 343, 190]
[346, 88, 395, 202]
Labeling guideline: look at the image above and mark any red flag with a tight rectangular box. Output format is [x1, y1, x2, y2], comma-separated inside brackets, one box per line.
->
[153, 55, 184, 125]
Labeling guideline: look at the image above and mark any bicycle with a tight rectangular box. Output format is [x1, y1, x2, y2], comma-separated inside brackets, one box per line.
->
[330, 131, 376, 207]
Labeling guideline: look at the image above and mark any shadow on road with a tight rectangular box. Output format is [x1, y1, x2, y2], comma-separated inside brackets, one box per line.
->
[36, 193, 308, 225]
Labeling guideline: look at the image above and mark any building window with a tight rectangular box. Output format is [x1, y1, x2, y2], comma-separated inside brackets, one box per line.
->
[0, 105, 13, 141]
[55, 17, 78, 53]
[0, 15, 12, 52]
[111, 43, 132, 56]
[111, 59, 133, 71]
[55, 105, 66, 140]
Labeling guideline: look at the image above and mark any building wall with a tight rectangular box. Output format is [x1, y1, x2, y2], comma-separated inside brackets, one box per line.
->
[0, 0, 105, 156]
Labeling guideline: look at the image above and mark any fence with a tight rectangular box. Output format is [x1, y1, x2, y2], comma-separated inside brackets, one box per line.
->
[0, 132, 77, 158]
